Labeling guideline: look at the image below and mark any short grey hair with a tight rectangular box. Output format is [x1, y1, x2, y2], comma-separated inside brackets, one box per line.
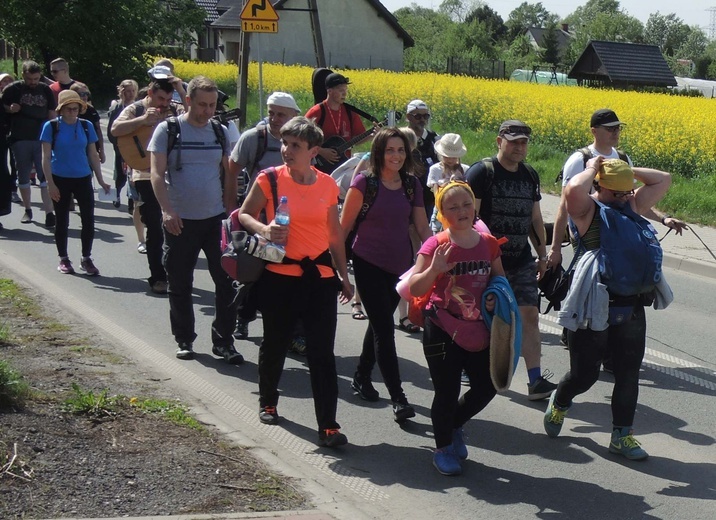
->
[280, 116, 324, 148]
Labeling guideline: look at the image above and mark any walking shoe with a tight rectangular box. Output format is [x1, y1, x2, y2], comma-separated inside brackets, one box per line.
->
[350, 373, 380, 402]
[289, 335, 307, 356]
[528, 370, 558, 401]
[392, 396, 416, 423]
[452, 427, 468, 460]
[233, 318, 249, 340]
[150, 280, 168, 294]
[57, 257, 75, 275]
[319, 428, 348, 447]
[543, 390, 569, 438]
[433, 445, 462, 476]
[21, 209, 32, 224]
[609, 428, 649, 460]
[80, 257, 100, 276]
[175, 342, 194, 360]
[44, 212, 55, 229]
[113, 197, 121, 208]
[259, 406, 279, 425]
[137, 242, 147, 254]
[212, 344, 244, 365]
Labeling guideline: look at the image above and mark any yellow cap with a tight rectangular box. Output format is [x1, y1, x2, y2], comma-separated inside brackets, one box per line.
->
[597, 159, 634, 191]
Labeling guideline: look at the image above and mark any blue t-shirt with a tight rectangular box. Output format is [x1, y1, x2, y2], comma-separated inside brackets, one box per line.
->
[40, 117, 97, 178]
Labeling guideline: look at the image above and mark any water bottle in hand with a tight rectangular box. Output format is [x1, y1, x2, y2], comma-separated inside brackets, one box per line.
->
[275, 196, 289, 244]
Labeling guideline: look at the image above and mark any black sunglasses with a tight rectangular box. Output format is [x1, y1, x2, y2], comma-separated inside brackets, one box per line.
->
[411, 113, 430, 120]
[602, 125, 623, 133]
[610, 189, 634, 199]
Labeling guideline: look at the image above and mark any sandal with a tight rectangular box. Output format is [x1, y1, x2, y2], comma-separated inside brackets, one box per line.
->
[351, 302, 367, 320]
[398, 317, 420, 333]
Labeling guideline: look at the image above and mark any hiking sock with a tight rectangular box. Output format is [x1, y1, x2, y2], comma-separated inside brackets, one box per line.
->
[528, 367, 542, 385]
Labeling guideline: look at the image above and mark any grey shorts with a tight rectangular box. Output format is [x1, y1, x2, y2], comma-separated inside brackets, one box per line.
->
[505, 260, 539, 307]
[11, 140, 46, 188]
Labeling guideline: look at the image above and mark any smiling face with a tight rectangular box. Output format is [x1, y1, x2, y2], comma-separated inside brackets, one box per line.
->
[382, 136, 407, 175]
[439, 185, 475, 230]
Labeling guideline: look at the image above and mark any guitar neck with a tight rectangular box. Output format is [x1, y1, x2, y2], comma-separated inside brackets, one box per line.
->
[335, 121, 386, 155]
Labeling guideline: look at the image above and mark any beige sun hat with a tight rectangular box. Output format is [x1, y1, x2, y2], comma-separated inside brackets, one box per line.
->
[56, 90, 86, 112]
[434, 133, 467, 158]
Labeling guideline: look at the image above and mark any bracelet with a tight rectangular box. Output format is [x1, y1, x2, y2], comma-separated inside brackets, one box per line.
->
[661, 215, 671, 225]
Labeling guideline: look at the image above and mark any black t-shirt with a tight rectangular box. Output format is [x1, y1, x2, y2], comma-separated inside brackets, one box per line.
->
[465, 157, 541, 270]
[2, 81, 56, 142]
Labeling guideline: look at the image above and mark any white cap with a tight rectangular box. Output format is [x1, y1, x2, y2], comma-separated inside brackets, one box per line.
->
[407, 99, 429, 114]
[148, 65, 172, 80]
[266, 91, 301, 113]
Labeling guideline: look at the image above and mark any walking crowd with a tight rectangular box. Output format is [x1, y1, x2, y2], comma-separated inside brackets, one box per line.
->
[0, 59, 686, 475]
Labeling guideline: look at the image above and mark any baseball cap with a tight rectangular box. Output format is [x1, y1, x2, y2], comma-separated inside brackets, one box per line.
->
[498, 120, 531, 140]
[597, 159, 634, 191]
[591, 109, 624, 127]
[148, 65, 172, 80]
[266, 91, 301, 113]
[406, 99, 429, 114]
[325, 73, 350, 89]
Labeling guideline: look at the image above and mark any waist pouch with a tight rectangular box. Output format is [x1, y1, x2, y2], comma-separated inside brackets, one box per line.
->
[608, 292, 654, 325]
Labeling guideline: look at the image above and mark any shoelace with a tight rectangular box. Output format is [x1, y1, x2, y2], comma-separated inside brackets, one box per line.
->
[620, 434, 642, 449]
[323, 428, 341, 436]
[548, 407, 566, 424]
[263, 406, 276, 415]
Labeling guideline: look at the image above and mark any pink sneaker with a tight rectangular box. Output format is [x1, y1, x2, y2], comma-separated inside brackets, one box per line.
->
[80, 257, 100, 276]
[57, 258, 75, 274]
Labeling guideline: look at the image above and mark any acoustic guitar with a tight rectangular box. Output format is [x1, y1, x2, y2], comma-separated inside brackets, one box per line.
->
[117, 108, 242, 171]
[315, 112, 402, 173]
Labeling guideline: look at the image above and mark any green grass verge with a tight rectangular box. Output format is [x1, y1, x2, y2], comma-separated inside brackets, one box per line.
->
[0, 360, 30, 410]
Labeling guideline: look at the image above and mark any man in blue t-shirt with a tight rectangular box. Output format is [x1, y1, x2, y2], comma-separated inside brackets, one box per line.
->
[149, 75, 240, 365]
[466, 120, 557, 401]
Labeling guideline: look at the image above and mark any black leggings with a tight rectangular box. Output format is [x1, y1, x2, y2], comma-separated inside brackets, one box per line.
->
[423, 318, 496, 449]
[52, 174, 95, 258]
[555, 305, 647, 427]
[352, 254, 404, 401]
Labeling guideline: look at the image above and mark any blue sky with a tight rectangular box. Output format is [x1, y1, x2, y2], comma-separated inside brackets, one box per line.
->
[379, 0, 715, 33]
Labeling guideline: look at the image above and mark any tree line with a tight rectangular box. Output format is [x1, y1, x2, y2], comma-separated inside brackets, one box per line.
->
[396, 0, 714, 79]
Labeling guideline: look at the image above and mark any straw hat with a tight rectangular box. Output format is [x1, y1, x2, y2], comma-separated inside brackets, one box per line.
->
[56, 90, 86, 112]
[434, 133, 467, 158]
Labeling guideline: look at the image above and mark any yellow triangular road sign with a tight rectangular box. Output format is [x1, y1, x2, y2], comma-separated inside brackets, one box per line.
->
[240, 0, 279, 22]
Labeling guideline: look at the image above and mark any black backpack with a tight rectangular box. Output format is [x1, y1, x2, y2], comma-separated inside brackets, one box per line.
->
[555, 147, 628, 184]
[50, 118, 91, 151]
[165, 116, 228, 172]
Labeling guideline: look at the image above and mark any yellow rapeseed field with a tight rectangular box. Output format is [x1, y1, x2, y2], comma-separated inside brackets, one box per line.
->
[174, 60, 716, 178]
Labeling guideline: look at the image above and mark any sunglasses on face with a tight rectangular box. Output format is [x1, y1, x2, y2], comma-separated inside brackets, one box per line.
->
[78, 92, 90, 98]
[602, 125, 623, 133]
[610, 189, 634, 199]
[411, 113, 430, 120]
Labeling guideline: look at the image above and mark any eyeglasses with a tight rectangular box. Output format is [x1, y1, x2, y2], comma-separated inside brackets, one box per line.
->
[411, 113, 430, 120]
[610, 189, 634, 199]
[50, 69, 64, 74]
[602, 125, 623, 133]
[78, 92, 90, 98]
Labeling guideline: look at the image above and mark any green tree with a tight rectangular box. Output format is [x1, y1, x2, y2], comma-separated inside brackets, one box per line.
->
[395, 6, 455, 71]
[644, 12, 691, 56]
[465, 4, 508, 43]
[0, 0, 205, 97]
[539, 23, 561, 66]
[563, 10, 644, 68]
[506, 2, 559, 39]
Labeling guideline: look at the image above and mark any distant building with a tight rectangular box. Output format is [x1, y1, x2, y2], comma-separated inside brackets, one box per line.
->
[192, 0, 414, 71]
[525, 24, 573, 58]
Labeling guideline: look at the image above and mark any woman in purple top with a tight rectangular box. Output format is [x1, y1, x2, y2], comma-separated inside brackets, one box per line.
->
[340, 127, 431, 423]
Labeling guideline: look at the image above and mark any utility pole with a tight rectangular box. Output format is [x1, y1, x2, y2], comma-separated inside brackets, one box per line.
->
[307, 0, 326, 67]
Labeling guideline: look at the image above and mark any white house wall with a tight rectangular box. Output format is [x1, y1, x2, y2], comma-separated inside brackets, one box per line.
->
[219, 0, 405, 71]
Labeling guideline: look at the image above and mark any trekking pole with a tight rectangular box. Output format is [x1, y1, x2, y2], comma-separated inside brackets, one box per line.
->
[688, 227, 716, 262]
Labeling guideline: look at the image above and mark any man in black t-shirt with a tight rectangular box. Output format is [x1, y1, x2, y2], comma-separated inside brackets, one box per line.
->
[2, 60, 57, 227]
[466, 120, 556, 401]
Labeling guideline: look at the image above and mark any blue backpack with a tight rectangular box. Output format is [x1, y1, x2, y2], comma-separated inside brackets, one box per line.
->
[572, 200, 663, 297]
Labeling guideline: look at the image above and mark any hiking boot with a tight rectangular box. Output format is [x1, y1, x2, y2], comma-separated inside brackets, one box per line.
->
[351, 373, 379, 402]
[212, 344, 244, 365]
[21, 209, 32, 224]
[44, 212, 55, 229]
[150, 280, 168, 294]
[259, 406, 279, 425]
[176, 342, 194, 360]
[452, 427, 468, 460]
[80, 257, 100, 276]
[433, 445, 462, 476]
[57, 257, 75, 275]
[528, 370, 557, 401]
[233, 318, 249, 340]
[392, 396, 416, 423]
[609, 427, 649, 460]
[543, 390, 569, 438]
[319, 428, 347, 448]
[289, 335, 307, 356]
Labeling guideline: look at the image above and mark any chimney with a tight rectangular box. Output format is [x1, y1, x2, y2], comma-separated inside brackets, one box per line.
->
[561, 23, 569, 33]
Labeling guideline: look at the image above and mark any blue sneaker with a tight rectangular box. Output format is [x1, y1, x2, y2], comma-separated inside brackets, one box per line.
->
[609, 428, 648, 460]
[452, 427, 468, 460]
[543, 390, 569, 438]
[433, 446, 462, 476]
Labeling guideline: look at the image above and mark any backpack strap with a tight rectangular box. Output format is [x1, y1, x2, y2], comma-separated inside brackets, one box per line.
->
[262, 166, 280, 214]
[132, 100, 145, 119]
[617, 149, 628, 163]
[246, 123, 268, 178]
[51, 118, 91, 152]
[166, 116, 182, 172]
[343, 102, 378, 124]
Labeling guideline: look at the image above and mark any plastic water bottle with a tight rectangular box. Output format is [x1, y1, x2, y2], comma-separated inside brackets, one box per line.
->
[275, 196, 290, 226]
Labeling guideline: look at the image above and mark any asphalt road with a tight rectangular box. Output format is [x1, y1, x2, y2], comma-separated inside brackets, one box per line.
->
[0, 141, 714, 520]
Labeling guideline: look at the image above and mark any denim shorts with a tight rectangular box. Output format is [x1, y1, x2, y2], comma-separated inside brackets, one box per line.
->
[505, 260, 539, 307]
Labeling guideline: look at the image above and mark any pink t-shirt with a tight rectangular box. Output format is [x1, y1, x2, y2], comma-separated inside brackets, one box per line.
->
[418, 232, 501, 351]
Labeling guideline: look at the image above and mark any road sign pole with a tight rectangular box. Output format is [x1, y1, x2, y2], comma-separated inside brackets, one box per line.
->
[258, 35, 264, 120]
